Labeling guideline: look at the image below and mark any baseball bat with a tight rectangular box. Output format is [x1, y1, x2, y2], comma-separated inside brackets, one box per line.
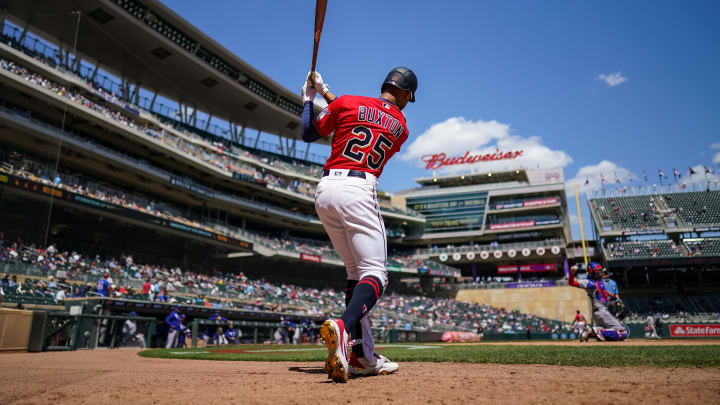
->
[310, 0, 328, 74]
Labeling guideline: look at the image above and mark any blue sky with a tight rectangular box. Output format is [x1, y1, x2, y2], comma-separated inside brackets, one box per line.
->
[160, 0, 720, 239]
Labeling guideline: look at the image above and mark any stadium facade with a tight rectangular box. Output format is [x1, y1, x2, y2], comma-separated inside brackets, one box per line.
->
[397, 168, 576, 282]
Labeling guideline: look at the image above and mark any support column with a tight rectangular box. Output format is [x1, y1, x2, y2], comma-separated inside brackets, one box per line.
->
[204, 114, 212, 132]
[90, 64, 99, 82]
[253, 131, 261, 149]
[149, 91, 158, 111]
[303, 142, 311, 160]
[18, 22, 29, 44]
[239, 126, 246, 145]
[190, 107, 197, 127]
[130, 84, 139, 105]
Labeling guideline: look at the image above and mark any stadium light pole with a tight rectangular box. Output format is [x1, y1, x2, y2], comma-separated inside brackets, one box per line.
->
[574, 184, 589, 266]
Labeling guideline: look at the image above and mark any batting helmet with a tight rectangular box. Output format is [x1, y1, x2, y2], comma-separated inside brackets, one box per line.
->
[587, 262, 603, 279]
[382, 66, 417, 102]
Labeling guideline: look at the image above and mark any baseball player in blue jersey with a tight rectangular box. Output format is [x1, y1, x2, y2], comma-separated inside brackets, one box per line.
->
[225, 322, 240, 344]
[164, 305, 182, 348]
[570, 262, 628, 342]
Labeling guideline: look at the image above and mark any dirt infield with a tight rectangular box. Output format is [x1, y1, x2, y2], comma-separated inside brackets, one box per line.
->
[2, 342, 720, 405]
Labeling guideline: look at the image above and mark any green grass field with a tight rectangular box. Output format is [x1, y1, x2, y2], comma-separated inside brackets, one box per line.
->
[139, 343, 720, 368]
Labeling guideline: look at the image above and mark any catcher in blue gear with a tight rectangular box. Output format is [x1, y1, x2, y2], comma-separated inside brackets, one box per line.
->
[570, 262, 628, 342]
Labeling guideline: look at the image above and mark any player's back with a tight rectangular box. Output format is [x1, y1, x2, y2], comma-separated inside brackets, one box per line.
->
[319, 95, 408, 179]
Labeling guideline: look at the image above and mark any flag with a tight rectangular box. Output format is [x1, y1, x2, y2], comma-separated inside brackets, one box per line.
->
[584, 177, 589, 186]
[627, 172, 633, 182]
[705, 166, 713, 176]
[658, 169, 666, 179]
[619, 187, 627, 193]
[601, 174, 607, 183]
[673, 168, 680, 177]
[689, 167, 697, 175]
[614, 172, 621, 184]
[643, 169, 648, 182]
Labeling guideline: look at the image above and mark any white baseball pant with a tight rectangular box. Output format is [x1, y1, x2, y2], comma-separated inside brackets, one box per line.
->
[314, 169, 388, 287]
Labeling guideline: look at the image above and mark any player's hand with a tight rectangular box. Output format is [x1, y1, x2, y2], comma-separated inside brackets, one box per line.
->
[570, 265, 578, 274]
[307, 71, 330, 95]
[301, 81, 316, 103]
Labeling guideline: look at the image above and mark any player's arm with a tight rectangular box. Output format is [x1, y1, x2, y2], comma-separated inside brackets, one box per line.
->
[300, 81, 321, 143]
[569, 265, 593, 289]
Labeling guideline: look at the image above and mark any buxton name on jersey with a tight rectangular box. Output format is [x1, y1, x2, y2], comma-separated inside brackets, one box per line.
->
[313, 95, 409, 179]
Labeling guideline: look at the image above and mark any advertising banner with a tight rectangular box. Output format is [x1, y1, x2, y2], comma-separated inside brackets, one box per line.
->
[505, 281, 556, 288]
[300, 253, 322, 263]
[489, 220, 535, 230]
[669, 324, 720, 337]
[522, 197, 558, 207]
[497, 263, 557, 274]
[441, 331, 483, 343]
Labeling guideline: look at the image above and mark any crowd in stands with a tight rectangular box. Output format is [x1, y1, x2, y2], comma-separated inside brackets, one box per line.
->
[0, 154, 445, 273]
[605, 240, 683, 259]
[0, 30, 421, 219]
[685, 238, 720, 257]
[661, 191, 720, 227]
[0, 235, 572, 334]
[605, 238, 720, 259]
[591, 191, 720, 232]
[592, 196, 661, 231]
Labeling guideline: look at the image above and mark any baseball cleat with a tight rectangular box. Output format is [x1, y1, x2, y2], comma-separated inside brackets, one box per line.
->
[348, 352, 399, 376]
[319, 319, 349, 383]
[593, 327, 606, 341]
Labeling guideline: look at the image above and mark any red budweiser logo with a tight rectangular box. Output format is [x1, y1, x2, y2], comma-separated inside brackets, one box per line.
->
[421, 150, 523, 170]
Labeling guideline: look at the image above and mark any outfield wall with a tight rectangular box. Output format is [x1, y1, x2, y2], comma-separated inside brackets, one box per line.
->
[455, 286, 591, 323]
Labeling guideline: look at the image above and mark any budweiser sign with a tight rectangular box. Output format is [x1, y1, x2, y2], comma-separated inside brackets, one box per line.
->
[669, 324, 720, 337]
[421, 150, 523, 170]
[299, 253, 321, 263]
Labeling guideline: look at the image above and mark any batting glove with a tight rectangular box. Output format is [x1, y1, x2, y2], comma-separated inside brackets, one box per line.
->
[301, 81, 316, 103]
[307, 71, 330, 95]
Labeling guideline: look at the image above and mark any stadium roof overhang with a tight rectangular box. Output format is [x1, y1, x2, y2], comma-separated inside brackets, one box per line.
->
[415, 170, 530, 187]
[1, 0, 326, 143]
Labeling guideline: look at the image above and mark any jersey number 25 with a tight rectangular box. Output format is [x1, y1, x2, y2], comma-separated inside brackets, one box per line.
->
[342, 126, 393, 170]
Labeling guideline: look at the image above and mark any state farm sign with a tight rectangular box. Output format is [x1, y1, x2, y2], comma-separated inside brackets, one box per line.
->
[421, 150, 523, 170]
[669, 324, 720, 337]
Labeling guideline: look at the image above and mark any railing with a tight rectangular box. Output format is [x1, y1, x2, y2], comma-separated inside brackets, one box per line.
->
[419, 238, 564, 256]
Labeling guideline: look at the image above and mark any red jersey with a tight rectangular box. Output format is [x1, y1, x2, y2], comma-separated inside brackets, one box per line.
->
[313, 95, 409, 179]
[575, 314, 586, 322]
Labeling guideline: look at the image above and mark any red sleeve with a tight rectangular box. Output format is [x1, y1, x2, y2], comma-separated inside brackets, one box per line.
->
[569, 269, 579, 287]
[312, 96, 343, 137]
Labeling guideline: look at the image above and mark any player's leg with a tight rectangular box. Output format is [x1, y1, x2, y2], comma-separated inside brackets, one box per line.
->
[315, 178, 363, 346]
[315, 178, 357, 382]
[593, 305, 627, 341]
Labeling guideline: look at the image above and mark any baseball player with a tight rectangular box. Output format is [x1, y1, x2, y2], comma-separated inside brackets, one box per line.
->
[121, 311, 146, 348]
[300, 67, 417, 382]
[225, 322, 240, 344]
[573, 310, 586, 340]
[570, 262, 628, 342]
[646, 313, 660, 339]
[164, 305, 181, 348]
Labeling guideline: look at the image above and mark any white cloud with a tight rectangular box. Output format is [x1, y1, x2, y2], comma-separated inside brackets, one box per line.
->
[712, 143, 720, 164]
[566, 160, 634, 195]
[597, 72, 628, 87]
[400, 117, 572, 174]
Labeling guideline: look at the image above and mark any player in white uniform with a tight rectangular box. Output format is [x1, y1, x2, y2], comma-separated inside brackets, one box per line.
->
[300, 67, 418, 382]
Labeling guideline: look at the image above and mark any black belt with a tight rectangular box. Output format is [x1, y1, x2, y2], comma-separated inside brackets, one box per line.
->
[322, 169, 366, 179]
